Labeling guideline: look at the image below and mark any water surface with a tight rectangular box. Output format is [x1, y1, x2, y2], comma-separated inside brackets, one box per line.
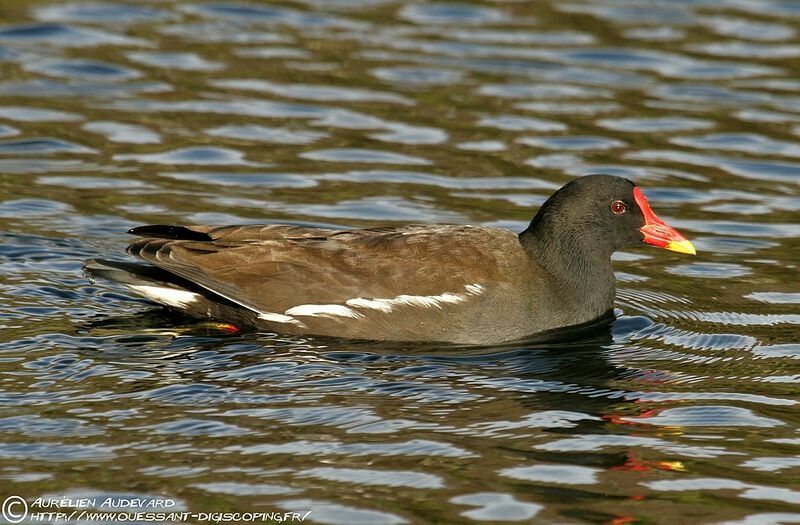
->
[0, 1, 798, 523]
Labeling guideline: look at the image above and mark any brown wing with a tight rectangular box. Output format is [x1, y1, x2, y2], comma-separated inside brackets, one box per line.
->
[126, 224, 518, 316]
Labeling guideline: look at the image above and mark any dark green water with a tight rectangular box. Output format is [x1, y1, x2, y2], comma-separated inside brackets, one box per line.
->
[0, 1, 798, 523]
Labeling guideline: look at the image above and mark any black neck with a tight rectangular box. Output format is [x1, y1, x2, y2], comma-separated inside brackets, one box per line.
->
[518, 219, 616, 316]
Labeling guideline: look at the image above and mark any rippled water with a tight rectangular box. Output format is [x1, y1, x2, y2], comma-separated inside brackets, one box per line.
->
[0, 1, 798, 523]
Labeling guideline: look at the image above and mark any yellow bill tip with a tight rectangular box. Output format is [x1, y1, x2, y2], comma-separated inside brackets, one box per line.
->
[665, 239, 696, 255]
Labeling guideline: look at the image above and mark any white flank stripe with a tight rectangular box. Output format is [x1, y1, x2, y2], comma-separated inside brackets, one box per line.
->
[285, 304, 363, 319]
[394, 293, 464, 308]
[464, 283, 485, 295]
[281, 284, 486, 320]
[345, 297, 393, 313]
[346, 283, 486, 313]
[128, 285, 199, 308]
[258, 312, 306, 327]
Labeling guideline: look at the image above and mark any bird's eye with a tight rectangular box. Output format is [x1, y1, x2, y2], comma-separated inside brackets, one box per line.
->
[611, 200, 626, 215]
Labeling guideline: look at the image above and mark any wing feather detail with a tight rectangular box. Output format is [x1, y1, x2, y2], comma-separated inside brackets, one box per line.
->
[126, 224, 517, 316]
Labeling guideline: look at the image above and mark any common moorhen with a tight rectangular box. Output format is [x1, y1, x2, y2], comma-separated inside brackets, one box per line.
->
[85, 175, 694, 344]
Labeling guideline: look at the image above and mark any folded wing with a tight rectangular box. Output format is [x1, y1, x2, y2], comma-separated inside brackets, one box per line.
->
[126, 224, 509, 318]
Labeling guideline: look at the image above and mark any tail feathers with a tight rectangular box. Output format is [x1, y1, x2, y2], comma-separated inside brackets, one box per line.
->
[127, 225, 212, 241]
[84, 259, 202, 309]
[84, 259, 189, 288]
[84, 259, 257, 328]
